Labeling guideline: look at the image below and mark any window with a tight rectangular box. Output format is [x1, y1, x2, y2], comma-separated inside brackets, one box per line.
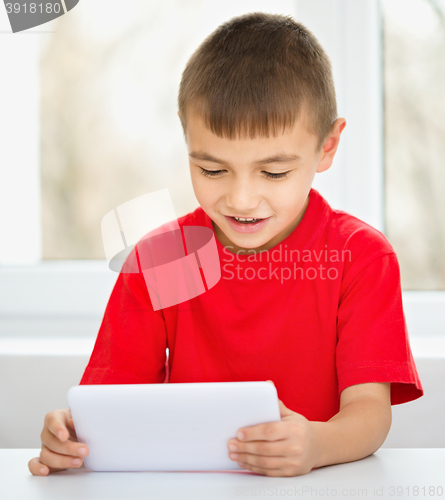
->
[382, 0, 445, 290]
[1, 0, 443, 339]
[40, 0, 298, 260]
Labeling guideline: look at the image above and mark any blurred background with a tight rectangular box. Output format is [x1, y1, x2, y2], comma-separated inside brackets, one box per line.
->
[383, 0, 445, 290]
[36, 0, 445, 289]
[0, 0, 444, 449]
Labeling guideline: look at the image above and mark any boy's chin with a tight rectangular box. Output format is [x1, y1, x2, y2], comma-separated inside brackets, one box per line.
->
[223, 232, 275, 253]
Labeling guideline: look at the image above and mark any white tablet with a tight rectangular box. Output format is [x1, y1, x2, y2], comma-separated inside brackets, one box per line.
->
[67, 381, 280, 472]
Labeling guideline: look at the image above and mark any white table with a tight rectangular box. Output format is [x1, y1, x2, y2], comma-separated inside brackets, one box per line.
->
[1, 449, 444, 500]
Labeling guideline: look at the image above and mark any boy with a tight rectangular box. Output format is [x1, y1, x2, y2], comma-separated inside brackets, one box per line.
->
[29, 12, 423, 478]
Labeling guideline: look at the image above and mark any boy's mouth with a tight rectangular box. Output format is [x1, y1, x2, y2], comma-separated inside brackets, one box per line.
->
[229, 216, 264, 224]
[223, 215, 271, 233]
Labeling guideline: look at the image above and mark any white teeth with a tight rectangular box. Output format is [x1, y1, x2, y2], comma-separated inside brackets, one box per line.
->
[234, 217, 258, 222]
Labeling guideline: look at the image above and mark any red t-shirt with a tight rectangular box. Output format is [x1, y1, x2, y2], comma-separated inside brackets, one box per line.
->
[79, 187, 424, 422]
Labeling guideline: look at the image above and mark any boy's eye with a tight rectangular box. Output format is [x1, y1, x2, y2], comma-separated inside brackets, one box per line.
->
[263, 171, 290, 180]
[199, 168, 290, 180]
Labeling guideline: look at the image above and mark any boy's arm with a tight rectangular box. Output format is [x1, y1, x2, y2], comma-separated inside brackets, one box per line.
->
[310, 382, 392, 469]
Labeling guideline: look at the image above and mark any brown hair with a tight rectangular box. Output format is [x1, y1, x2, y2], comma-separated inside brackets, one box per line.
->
[178, 12, 338, 152]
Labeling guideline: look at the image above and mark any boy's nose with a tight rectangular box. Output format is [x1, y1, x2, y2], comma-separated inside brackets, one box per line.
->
[225, 181, 261, 213]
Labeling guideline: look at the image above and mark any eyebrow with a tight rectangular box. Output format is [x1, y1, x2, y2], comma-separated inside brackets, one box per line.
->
[188, 151, 302, 166]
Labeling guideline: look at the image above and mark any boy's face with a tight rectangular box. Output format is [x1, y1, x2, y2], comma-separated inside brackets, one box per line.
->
[183, 108, 346, 254]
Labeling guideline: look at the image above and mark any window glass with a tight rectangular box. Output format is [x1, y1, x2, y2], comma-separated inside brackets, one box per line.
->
[39, 0, 296, 259]
[383, 0, 445, 290]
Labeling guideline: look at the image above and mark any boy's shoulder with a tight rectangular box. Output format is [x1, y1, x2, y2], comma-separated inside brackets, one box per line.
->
[325, 203, 398, 281]
[328, 205, 395, 255]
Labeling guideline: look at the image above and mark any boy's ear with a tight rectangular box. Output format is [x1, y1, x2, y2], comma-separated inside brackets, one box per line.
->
[316, 118, 346, 173]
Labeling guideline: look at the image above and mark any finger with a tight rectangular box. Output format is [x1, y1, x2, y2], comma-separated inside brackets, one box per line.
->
[228, 438, 284, 457]
[265, 381, 292, 419]
[66, 415, 78, 441]
[237, 421, 286, 442]
[46, 408, 80, 443]
[41, 426, 88, 459]
[28, 456, 69, 476]
[40, 444, 84, 470]
[278, 399, 294, 418]
[237, 460, 283, 477]
[234, 452, 286, 470]
[45, 409, 85, 450]
[45, 409, 71, 442]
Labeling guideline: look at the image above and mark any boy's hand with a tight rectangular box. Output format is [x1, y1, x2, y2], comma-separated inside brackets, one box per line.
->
[28, 408, 89, 476]
[227, 381, 320, 477]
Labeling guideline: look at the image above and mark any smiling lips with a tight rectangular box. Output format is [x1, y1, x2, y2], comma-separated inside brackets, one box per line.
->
[224, 215, 271, 233]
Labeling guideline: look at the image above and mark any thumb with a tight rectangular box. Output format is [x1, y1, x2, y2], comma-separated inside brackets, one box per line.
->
[265, 381, 294, 418]
[278, 399, 294, 418]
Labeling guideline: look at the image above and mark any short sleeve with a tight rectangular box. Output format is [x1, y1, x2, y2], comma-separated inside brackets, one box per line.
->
[336, 252, 424, 405]
[79, 246, 168, 385]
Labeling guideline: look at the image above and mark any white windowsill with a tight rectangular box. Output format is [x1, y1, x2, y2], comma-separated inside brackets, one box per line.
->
[0, 336, 442, 358]
[0, 338, 96, 355]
